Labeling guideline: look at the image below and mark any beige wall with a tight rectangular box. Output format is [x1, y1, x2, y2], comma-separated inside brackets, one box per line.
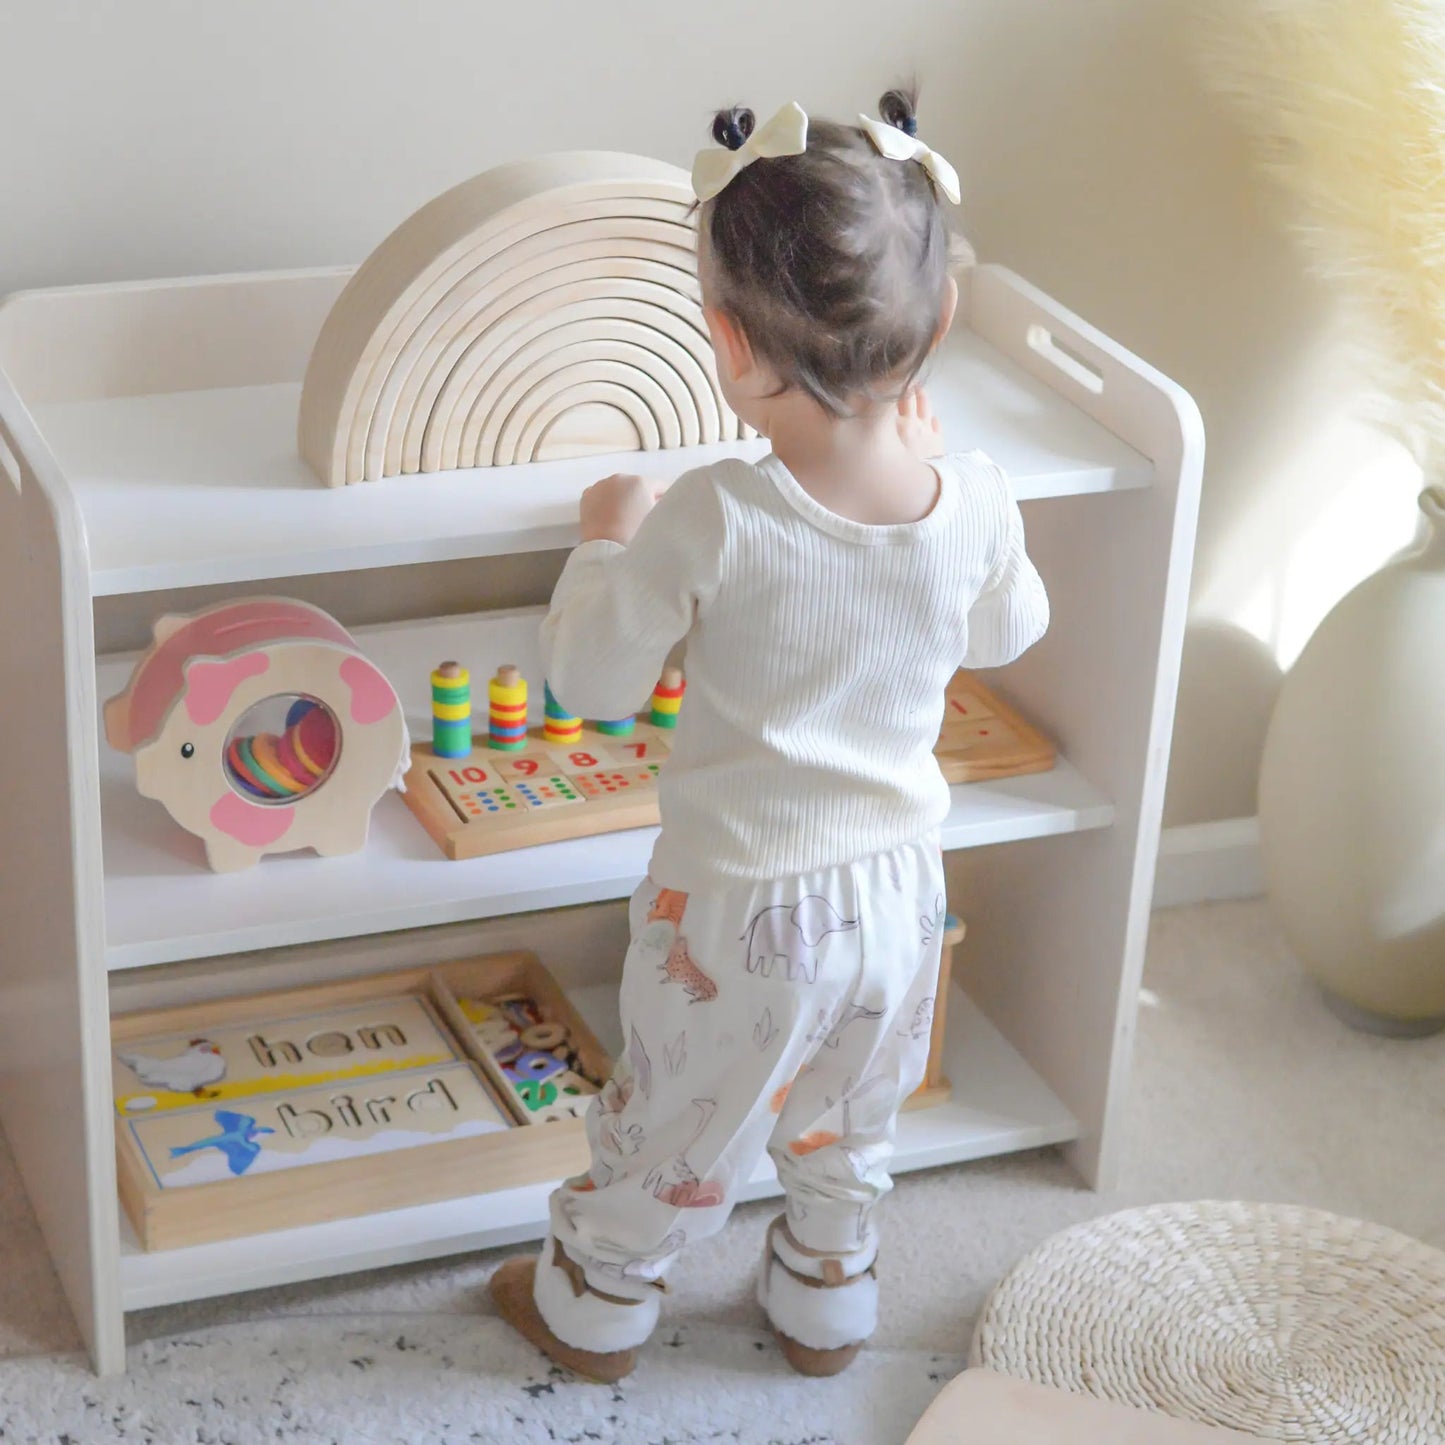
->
[3, 0, 1422, 823]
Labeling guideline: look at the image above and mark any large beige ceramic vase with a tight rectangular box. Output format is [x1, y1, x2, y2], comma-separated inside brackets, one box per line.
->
[1259, 486, 1445, 1036]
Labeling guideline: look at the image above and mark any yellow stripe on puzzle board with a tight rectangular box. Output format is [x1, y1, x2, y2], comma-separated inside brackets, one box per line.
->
[433, 700, 470, 720]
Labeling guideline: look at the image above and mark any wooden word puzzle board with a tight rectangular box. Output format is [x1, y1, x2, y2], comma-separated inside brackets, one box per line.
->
[402, 670, 1055, 861]
[113, 996, 460, 1119]
[113, 953, 613, 1250]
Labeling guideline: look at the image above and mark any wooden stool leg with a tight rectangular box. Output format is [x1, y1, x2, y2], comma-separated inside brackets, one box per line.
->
[906, 914, 966, 1111]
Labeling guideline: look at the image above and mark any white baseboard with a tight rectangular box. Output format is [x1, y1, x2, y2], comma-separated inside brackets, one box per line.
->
[1152, 817, 1263, 908]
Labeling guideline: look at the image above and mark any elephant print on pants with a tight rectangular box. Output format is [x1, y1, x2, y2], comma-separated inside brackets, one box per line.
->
[534, 839, 944, 1358]
[740, 896, 859, 984]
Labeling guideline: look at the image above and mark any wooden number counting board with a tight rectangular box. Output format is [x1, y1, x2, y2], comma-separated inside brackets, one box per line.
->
[402, 671, 1053, 861]
[403, 722, 672, 859]
[934, 670, 1056, 782]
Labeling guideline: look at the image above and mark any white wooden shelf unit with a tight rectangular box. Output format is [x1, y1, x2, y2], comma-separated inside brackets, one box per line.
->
[0, 263, 1202, 1373]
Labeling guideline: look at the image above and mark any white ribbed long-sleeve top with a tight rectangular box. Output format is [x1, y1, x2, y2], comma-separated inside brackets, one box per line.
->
[540, 450, 1049, 892]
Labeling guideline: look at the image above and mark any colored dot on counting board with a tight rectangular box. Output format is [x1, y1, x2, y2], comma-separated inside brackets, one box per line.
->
[516, 779, 578, 805]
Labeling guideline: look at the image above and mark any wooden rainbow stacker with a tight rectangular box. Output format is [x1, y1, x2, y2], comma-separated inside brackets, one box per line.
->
[402, 666, 1055, 861]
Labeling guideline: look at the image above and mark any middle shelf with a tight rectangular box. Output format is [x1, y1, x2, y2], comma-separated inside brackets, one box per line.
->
[100, 606, 1113, 971]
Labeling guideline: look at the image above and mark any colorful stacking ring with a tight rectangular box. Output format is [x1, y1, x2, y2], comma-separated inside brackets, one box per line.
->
[431, 662, 472, 759]
[488, 666, 529, 752]
[543, 681, 582, 744]
[649, 669, 685, 729]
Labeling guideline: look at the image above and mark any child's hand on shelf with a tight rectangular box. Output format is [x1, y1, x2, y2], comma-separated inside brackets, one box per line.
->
[580, 473, 663, 545]
[896, 389, 945, 459]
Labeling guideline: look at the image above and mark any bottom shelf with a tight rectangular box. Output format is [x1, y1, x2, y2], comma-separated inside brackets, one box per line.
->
[118, 982, 1077, 1310]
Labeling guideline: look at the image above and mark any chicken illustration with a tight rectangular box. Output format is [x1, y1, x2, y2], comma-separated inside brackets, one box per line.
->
[117, 1038, 227, 1098]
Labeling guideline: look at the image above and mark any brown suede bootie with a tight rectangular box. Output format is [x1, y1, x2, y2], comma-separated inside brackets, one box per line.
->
[774, 1331, 865, 1377]
[758, 1216, 876, 1377]
[489, 1255, 638, 1384]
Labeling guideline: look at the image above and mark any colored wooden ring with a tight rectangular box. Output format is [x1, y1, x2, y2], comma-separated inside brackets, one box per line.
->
[432, 723, 472, 759]
[229, 767, 272, 800]
[274, 727, 316, 786]
[287, 724, 328, 778]
[289, 726, 326, 778]
[225, 738, 267, 794]
[285, 698, 319, 729]
[250, 733, 308, 794]
[236, 736, 289, 797]
[432, 699, 470, 721]
[296, 705, 339, 771]
[521, 1022, 567, 1051]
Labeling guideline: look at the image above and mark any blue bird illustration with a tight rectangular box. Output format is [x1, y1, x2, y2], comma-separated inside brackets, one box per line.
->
[168, 1109, 275, 1176]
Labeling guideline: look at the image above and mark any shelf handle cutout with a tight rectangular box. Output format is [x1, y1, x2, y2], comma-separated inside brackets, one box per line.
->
[1026, 324, 1105, 396]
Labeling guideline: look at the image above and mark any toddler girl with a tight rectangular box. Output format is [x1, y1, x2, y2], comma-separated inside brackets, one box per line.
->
[491, 89, 1049, 1382]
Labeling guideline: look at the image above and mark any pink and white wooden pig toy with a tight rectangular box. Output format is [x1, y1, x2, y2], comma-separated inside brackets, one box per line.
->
[103, 599, 410, 872]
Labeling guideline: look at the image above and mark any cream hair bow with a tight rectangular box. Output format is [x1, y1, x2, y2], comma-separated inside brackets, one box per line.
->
[691, 101, 809, 202]
[857, 112, 961, 204]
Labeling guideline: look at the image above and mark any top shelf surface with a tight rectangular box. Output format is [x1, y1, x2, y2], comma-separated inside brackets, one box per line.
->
[33, 325, 1153, 597]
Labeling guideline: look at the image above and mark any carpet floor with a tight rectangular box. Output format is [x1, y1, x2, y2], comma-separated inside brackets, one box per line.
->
[0, 900, 1440, 1443]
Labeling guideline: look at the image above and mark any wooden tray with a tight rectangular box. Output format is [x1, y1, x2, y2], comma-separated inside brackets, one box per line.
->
[113, 951, 610, 1251]
[403, 670, 1056, 861]
[429, 952, 612, 1127]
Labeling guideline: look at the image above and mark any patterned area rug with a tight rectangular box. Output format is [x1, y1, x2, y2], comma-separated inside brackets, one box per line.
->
[0, 1314, 959, 1444]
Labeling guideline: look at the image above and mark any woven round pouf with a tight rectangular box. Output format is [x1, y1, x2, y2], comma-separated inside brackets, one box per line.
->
[969, 1202, 1445, 1443]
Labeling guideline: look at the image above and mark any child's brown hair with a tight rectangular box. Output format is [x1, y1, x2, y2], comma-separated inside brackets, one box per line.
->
[700, 89, 955, 417]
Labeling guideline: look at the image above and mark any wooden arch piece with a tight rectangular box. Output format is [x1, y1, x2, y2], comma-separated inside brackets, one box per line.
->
[298, 152, 742, 486]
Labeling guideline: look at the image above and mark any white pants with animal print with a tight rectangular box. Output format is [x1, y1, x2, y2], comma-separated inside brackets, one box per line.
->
[531, 837, 946, 1354]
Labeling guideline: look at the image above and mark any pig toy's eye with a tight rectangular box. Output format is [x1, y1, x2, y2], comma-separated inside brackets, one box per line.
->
[180, 742, 195, 759]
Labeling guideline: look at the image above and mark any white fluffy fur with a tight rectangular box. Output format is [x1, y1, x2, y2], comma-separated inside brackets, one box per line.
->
[757, 1256, 878, 1352]
[757, 1231, 880, 1352]
[532, 1242, 661, 1353]
[1198, 0, 1445, 473]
